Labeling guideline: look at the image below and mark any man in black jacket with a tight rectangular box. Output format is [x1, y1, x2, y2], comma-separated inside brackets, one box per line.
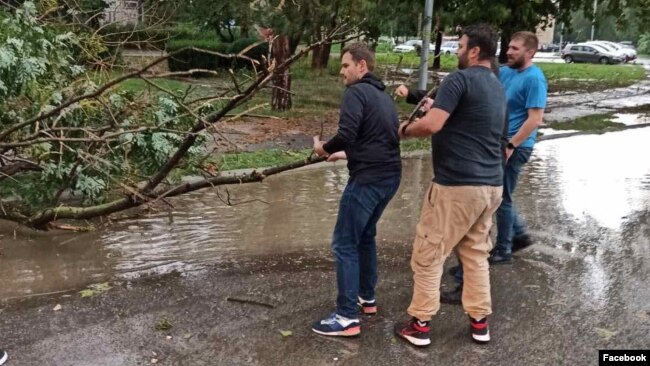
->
[311, 42, 402, 337]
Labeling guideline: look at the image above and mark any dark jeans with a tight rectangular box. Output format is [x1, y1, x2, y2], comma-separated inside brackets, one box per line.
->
[333, 175, 400, 319]
[453, 147, 533, 286]
[494, 147, 532, 255]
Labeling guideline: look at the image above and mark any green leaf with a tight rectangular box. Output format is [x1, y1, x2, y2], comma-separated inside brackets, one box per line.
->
[79, 289, 95, 298]
[279, 330, 293, 337]
[595, 327, 617, 341]
[79, 282, 112, 298]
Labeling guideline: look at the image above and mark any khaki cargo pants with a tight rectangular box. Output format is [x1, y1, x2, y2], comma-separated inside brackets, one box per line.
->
[407, 182, 503, 321]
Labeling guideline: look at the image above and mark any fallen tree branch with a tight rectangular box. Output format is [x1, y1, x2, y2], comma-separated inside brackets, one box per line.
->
[21, 154, 326, 229]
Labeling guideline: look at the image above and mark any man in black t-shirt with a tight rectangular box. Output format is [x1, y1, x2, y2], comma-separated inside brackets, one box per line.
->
[394, 24, 506, 347]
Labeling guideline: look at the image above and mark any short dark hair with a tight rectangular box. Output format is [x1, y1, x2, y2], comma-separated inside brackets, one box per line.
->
[462, 23, 498, 61]
[341, 42, 375, 72]
[511, 31, 539, 51]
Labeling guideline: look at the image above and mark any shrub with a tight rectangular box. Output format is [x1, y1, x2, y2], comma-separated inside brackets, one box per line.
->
[638, 33, 650, 55]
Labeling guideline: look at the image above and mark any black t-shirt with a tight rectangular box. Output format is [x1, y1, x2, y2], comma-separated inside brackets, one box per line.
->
[431, 66, 506, 186]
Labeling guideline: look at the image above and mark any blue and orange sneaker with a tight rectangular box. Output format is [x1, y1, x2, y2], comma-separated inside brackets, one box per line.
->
[312, 313, 360, 337]
[0, 349, 7, 366]
[394, 318, 431, 347]
[357, 297, 377, 315]
[469, 316, 490, 343]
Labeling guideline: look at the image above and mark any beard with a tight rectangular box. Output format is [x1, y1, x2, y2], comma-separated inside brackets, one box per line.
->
[457, 53, 469, 70]
[508, 55, 526, 69]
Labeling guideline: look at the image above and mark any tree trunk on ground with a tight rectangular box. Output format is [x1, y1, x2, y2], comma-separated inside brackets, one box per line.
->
[272, 35, 292, 111]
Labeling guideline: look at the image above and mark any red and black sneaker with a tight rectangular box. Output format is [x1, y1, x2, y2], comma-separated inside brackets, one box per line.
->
[469, 316, 490, 343]
[394, 318, 431, 347]
[357, 297, 377, 315]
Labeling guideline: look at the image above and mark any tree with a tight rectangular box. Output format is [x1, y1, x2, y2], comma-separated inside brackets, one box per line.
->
[0, 2, 357, 229]
[177, 0, 253, 42]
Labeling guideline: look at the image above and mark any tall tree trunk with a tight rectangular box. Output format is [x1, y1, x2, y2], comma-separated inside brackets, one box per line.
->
[433, 30, 443, 70]
[499, 32, 511, 64]
[289, 35, 301, 55]
[272, 35, 292, 111]
[311, 42, 332, 69]
[311, 44, 323, 68]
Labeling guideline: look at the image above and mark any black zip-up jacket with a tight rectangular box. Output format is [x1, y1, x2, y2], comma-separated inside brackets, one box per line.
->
[323, 73, 401, 184]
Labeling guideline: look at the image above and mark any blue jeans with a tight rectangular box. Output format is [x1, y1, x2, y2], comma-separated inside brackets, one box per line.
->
[332, 175, 400, 319]
[453, 147, 532, 286]
[494, 147, 532, 255]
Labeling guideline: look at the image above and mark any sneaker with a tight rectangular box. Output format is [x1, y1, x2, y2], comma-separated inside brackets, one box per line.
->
[512, 234, 534, 253]
[488, 251, 512, 265]
[0, 349, 7, 366]
[394, 318, 431, 347]
[469, 316, 490, 343]
[357, 297, 377, 315]
[312, 313, 360, 337]
[440, 285, 462, 305]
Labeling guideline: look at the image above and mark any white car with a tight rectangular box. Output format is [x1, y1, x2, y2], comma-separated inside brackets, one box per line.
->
[586, 41, 633, 62]
[393, 44, 416, 53]
[440, 41, 458, 55]
[619, 43, 637, 60]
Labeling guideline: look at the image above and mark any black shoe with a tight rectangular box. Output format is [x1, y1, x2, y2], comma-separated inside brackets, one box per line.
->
[357, 297, 377, 315]
[394, 318, 431, 347]
[0, 349, 7, 365]
[488, 251, 513, 265]
[512, 234, 534, 253]
[469, 316, 490, 343]
[447, 265, 460, 277]
[440, 285, 462, 305]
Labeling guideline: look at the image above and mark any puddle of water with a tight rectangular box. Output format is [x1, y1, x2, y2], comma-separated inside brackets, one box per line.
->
[611, 113, 650, 125]
[538, 128, 580, 136]
[2, 128, 650, 301]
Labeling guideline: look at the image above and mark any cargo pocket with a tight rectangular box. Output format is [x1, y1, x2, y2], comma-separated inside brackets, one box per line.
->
[412, 217, 445, 268]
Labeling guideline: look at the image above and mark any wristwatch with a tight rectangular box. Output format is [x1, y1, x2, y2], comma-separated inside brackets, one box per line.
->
[507, 142, 516, 150]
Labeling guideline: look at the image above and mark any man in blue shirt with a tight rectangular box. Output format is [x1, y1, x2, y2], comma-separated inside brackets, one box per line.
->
[490, 31, 547, 264]
[441, 31, 547, 304]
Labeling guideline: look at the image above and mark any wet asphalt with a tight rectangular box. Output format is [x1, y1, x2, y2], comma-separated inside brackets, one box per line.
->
[1, 126, 650, 365]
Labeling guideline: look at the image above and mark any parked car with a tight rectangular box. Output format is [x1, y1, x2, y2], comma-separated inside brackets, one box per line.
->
[586, 41, 635, 62]
[619, 43, 638, 60]
[602, 41, 636, 61]
[393, 44, 416, 53]
[405, 39, 435, 50]
[539, 43, 561, 52]
[440, 41, 458, 55]
[561, 43, 624, 64]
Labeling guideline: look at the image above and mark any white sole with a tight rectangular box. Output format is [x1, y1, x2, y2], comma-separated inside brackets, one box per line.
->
[401, 334, 431, 347]
[472, 331, 490, 343]
[312, 326, 360, 337]
[0, 351, 8, 366]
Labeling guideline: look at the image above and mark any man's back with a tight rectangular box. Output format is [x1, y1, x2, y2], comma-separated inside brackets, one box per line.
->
[431, 66, 506, 186]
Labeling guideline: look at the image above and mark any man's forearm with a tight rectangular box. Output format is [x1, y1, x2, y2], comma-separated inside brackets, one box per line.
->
[510, 117, 542, 147]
